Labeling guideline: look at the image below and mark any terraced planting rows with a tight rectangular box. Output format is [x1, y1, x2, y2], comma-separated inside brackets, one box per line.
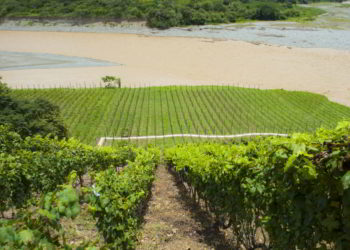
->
[12, 86, 350, 146]
[0, 125, 160, 248]
[165, 122, 350, 249]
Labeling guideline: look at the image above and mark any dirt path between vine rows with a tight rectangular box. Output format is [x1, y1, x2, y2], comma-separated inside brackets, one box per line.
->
[137, 166, 235, 250]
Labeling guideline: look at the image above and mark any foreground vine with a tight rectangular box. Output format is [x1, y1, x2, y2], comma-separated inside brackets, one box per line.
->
[0, 126, 160, 249]
[165, 121, 350, 249]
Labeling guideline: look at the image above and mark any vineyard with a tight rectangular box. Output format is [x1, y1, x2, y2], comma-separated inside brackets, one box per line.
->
[1, 122, 349, 249]
[0, 125, 160, 248]
[11, 85, 350, 147]
[165, 122, 350, 249]
[1, 82, 350, 249]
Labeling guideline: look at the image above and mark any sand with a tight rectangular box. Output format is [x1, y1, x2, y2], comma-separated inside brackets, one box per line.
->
[0, 30, 350, 106]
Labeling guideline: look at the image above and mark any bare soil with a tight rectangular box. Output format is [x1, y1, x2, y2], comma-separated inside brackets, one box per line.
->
[61, 203, 104, 247]
[137, 166, 235, 250]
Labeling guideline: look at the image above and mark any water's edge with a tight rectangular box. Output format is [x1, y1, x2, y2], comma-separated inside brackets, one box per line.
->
[0, 51, 118, 71]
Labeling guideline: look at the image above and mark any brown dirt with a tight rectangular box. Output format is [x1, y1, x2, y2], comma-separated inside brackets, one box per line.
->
[137, 166, 235, 250]
[60, 203, 104, 247]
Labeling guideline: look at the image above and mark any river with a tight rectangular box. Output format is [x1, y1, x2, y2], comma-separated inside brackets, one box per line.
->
[1, 2, 350, 50]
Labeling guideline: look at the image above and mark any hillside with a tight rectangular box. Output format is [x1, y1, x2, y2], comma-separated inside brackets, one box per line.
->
[11, 86, 350, 146]
[1, 122, 349, 249]
[0, 125, 160, 248]
[0, 0, 327, 28]
[1, 80, 349, 249]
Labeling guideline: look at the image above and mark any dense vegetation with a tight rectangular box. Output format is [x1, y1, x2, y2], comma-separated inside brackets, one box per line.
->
[0, 125, 135, 214]
[0, 80, 67, 139]
[0, 125, 160, 248]
[0, 0, 335, 28]
[89, 148, 160, 248]
[165, 121, 350, 249]
[1, 81, 349, 248]
[11, 86, 350, 146]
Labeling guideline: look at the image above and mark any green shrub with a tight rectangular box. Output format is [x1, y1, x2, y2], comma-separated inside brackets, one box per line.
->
[147, 6, 181, 29]
[165, 122, 350, 249]
[283, 7, 300, 18]
[88, 148, 160, 248]
[208, 11, 228, 23]
[191, 9, 209, 25]
[0, 0, 327, 28]
[0, 172, 96, 249]
[0, 78, 9, 95]
[0, 79, 68, 139]
[254, 3, 284, 20]
[0, 125, 136, 213]
[102, 75, 121, 88]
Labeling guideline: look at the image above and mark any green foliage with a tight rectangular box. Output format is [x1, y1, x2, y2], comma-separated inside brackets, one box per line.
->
[339, 4, 350, 8]
[0, 78, 10, 95]
[0, 125, 136, 213]
[165, 122, 350, 249]
[254, 3, 283, 20]
[0, 127, 159, 249]
[0, 172, 91, 249]
[288, 4, 326, 21]
[11, 86, 350, 147]
[88, 148, 160, 248]
[147, 5, 182, 29]
[0, 79, 68, 139]
[102, 75, 121, 88]
[0, 0, 327, 29]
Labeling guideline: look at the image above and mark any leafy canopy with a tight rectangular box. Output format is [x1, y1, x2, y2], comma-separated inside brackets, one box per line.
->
[0, 78, 68, 139]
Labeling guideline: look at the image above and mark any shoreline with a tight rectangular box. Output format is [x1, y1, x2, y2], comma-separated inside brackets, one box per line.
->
[1, 17, 350, 51]
[0, 30, 349, 107]
[0, 50, 117, 71]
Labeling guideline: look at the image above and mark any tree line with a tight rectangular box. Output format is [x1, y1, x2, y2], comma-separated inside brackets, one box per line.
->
[0, 0, 343, 29]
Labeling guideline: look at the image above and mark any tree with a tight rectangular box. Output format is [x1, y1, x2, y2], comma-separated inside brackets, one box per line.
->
[0, 77, 10, 95]
[0, 77, 68, 139]
[147, 5, 181, 29]
[254, 3, 283, 20]
[101, 75, 121, 88]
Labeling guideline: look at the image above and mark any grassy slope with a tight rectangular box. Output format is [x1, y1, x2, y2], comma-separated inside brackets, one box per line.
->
[287, 5, 326, 22]
[11, 86, 350, 146]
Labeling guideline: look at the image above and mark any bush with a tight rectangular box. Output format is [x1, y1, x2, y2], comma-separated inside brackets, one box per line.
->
[88, 148, 160, 248]
[0, 125, 137, 213]
[0, 123, 159, 249]
[208, 11, 228, 23]
[283, 7, 300, 18]
[0, 78, 10, 95]
[147, 6, 181, 29]
[254, 3, 283, 20]
[166, 122, 350, 249]
[0, 0, 328, 29]
[101, 75, 121, 88]
[0, 79, 68, 139]
[191, 9, 208, 25]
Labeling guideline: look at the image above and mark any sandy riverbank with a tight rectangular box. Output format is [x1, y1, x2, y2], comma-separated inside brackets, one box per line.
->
[0, 30, 350, 106]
